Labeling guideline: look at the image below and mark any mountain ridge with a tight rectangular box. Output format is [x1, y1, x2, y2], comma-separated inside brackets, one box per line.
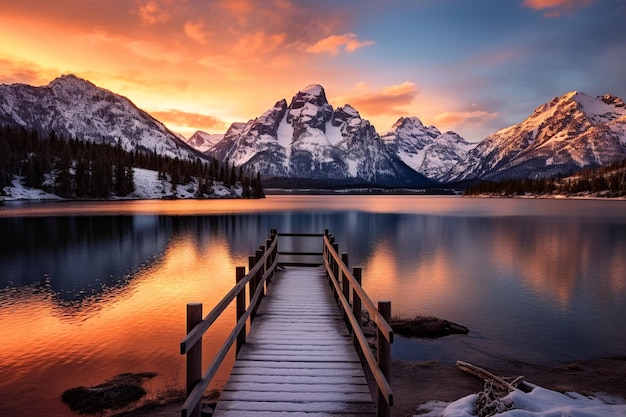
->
[0, 74, 205, 161]
[206, 84, 439, 187]
[3, 75, 625, 189]
[444, 91, 626, 182]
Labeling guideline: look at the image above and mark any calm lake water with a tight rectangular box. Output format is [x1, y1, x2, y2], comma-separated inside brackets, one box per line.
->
[1, 196, 626, 417]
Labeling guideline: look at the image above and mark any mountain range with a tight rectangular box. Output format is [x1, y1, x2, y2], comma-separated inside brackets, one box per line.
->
[195, 86, 626, 186]
[0, 74, 204, 161]
[444, 91, 626, 182]
[2, 75, 626, 189]
[208, 85, 433, 187]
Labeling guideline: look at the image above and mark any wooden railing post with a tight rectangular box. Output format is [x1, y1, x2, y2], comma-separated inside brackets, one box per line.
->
[377, 301, 392, 417]
[332, 243, 339, 299]
[352, 267, 362, 350]
[248, 256, 257, 322]
[255, 248, 265, 308]
[341, 253, 350, 324]
[341, 253, 349, 296]
[186, 302, 203, 417]
[235, 267, 246, 354]
[265, 238, 273, 284]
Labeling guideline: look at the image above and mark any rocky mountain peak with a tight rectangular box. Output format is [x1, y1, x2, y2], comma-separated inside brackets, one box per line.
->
[207, 84, 433, 187]
[286, 85, 333, 135]
[48, 74, 97, 95]
[331, 104, 361, 127]
[446, 91, 626, 182]
[0, 75, 202, 161]
[600, 93, 625, 108]
[381, 116, 473, 181]
[298, 84, 326, 98]
[391, 116, 426, 131]
[289, 84, 330, 111]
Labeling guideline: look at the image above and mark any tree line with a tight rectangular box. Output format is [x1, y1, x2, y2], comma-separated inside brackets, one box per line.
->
[464, 159, 626, 197]
[0, 124, 264, 199]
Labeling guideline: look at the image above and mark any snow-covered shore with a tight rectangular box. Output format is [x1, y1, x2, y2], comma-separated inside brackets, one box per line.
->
[1, 168, 250, 201]
[417, 385, 626, 417]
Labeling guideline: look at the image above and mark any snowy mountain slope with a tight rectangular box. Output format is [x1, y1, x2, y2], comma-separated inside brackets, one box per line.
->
[0, 167, 245, 200]
[381, 117, 476, 181]
[208, 85, 434, 187]
[0, 75, 205, 161]
[446, 91, 626, 182]
[186, 130, 224, 153]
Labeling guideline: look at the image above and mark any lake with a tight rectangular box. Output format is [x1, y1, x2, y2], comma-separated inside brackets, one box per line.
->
[1, 196, 625, 417]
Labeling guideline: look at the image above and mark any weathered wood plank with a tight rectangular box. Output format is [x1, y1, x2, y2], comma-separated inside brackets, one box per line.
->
[230, 366, 365, 377]
[225, 375, 370, 385]
[221, 382, 371, 393]
[220, 391, 373, 403]
[214, 413, 375, 417]
[216, 400, 376, 413]
[231, 360, 365, 370]
[213, 267, 376, 417]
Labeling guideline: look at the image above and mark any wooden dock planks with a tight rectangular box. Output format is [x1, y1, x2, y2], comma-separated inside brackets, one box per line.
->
[213, 267, 376, 417]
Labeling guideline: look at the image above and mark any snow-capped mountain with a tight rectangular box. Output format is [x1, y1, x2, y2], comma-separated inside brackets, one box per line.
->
[381, 117, 476, 182]
[0, 75, 204, 160]
[446, 91, 626, 182]
[209, 85, 434, 187]
[186, 130, 224, 154]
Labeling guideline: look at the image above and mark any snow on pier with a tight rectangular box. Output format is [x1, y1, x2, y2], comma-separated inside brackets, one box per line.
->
[213, 267, 376, 416]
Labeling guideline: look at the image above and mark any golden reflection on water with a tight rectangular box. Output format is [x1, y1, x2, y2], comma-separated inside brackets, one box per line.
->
[358, 215, 626, 323]
[486, 220, 626, 308]
[0, 233, 243, 417]
[2, 197, 626, 416]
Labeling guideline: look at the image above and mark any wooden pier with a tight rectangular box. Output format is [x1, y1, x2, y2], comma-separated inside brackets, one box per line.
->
[180, 231, 393, 417]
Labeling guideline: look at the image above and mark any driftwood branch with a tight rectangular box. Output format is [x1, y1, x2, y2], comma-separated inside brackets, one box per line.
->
[456, 361, 522, 393]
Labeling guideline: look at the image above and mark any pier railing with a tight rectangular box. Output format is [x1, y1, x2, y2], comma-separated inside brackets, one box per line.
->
[179, 229, 279, 417]
[322, 230, 394, 417]
[179, 229, 393, 417]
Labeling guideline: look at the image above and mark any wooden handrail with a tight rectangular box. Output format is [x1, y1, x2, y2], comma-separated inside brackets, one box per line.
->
[322, 233, 394, 416]
[180, 231, 278, 417]
[275, 232, 325, 267]
[323, 235, 393, 343]
[276, 232, 325, 237]
[180, 229, 392, 417]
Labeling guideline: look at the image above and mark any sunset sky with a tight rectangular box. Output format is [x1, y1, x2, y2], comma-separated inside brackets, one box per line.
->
[1, 0, 625, 142]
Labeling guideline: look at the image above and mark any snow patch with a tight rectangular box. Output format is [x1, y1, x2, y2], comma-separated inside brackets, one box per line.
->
[325, 121, 344, 146]
[277, 113, 294, 148]
[426, 387, 626, 417]
[300, 84, 324, 96]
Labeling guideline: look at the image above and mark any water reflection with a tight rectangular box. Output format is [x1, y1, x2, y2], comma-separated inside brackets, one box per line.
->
[0, 226, 243, 417]
[1, 197, 626, 417]
[355, 214, 626, 365]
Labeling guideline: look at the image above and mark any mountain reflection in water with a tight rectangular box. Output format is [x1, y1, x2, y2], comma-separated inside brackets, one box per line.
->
[1, 196, 625, 417]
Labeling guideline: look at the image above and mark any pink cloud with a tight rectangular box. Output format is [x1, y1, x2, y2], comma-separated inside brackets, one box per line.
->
[523, 0, 596, 17]
[333, 82, 418, 116]
[306, 33, 375, 55]
[434, 110, 499, 127]
[184, 21, 209, 44]
[150, 110, 229, 132]
[138, 1, 171, 25]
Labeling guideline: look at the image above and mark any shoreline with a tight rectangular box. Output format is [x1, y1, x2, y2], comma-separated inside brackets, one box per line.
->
[114, 356, 626, 417]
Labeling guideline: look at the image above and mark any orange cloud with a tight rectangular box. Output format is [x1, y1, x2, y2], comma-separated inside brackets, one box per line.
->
[184, 21, 210, 44]
[306, 33, 375, 55]
[0, 58, 58, 86]
[150, 110, 230, 132]
[138, 1, 171, 25]
[234, 31, 287, 56]
[333, 82, 418, 116]
[215, 0, 256, 26]
[523, 0, 595, 17]
[434, 110, 499, 127]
